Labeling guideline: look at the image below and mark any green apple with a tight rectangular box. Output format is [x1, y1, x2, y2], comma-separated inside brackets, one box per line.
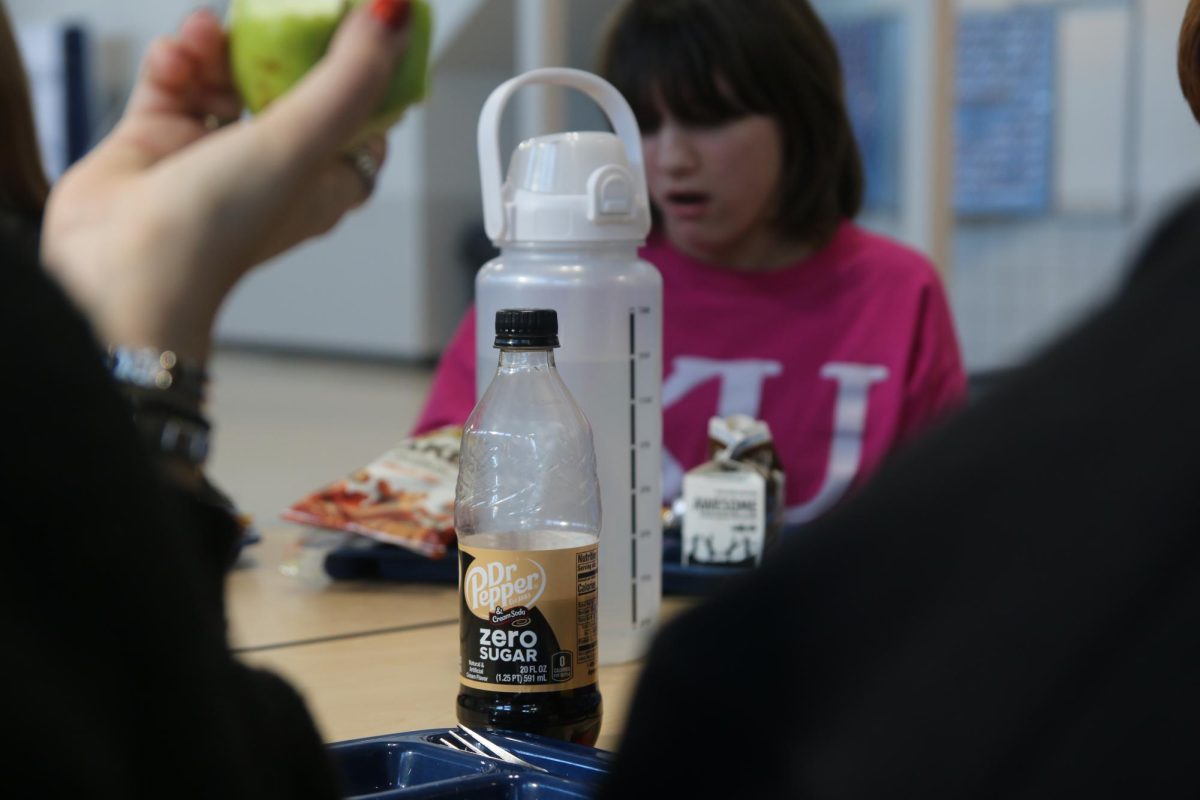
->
[229, 0, 432, 133]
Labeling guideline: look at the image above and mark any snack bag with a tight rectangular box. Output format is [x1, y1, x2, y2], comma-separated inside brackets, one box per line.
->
[681, 416, 785, 568]
[283, 426, 461, 558]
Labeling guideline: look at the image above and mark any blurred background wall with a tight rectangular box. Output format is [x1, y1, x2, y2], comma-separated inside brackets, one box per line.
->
[943, 0, 1200, 370]
[10, 0, 1200, 373]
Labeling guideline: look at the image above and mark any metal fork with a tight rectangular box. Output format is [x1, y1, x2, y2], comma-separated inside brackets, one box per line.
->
[436, 725, 548, 773]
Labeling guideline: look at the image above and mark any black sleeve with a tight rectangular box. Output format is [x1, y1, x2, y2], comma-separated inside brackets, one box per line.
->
[1, 228, 340, 799]
[601, 192, 1200, 799]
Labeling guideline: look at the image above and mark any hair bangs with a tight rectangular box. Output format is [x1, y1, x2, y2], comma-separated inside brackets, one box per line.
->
[602, 5, 751, 132]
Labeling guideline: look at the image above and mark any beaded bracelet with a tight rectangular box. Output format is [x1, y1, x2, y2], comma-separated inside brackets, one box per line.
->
[106, 346, 211, 468]
[106, 346, 208, 403]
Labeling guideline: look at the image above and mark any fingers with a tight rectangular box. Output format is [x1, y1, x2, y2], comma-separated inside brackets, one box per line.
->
[93, 11, 240, 175]
[130, 36, 193, 114]
[257, 0, 412, 164]
[127, 10, 241, 122]
[177, 9, 230, 94]
[178, 9, 242, 122]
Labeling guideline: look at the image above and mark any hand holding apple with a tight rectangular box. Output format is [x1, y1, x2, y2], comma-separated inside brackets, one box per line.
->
[41, 2, 415, 361]
[230, 0, 433, 135]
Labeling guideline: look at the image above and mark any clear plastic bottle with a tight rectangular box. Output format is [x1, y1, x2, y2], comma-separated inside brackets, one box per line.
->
[455, 309, 603, 745]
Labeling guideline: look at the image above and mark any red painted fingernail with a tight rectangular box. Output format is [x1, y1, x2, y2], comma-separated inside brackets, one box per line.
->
[371, 0, 411, 31]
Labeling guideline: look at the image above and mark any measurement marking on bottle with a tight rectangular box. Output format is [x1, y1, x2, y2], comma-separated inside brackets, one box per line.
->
[629, 308, 638, 627]
[631, 543, 639, 597]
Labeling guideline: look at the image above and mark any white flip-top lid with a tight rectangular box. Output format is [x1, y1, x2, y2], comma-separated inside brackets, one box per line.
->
[478, 68, 651, 245]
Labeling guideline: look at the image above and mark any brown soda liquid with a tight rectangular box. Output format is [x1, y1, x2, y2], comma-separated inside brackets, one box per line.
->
[456, 684, 602, 746]
[457, 530, 601, 745]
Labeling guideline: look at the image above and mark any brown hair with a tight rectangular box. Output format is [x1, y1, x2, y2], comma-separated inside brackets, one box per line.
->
[1181, 0, 1200, 123]
[597, 0, 864, 249]
[0, 3, 50, 219]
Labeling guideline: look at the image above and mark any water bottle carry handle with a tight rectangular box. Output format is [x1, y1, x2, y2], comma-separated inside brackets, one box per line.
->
[477, 67, 647, 242]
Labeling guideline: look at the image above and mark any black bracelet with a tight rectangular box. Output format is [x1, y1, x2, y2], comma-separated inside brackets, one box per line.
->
[122, 383, 209, 423]
[132, 408, 211, 466]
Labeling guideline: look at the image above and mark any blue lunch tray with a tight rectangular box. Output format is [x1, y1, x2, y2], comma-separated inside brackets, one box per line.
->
[322, 531, 749, 596]
[328, 729, 613, 799]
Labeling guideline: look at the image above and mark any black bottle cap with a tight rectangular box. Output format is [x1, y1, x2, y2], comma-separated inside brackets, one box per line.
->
[494, 308, 560, 349]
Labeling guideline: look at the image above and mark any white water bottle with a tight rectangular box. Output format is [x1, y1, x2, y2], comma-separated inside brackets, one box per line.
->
[475, 68, 662, 665]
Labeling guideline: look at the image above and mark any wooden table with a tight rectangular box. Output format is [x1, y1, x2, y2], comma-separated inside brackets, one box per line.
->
[227, 527, 687, 752]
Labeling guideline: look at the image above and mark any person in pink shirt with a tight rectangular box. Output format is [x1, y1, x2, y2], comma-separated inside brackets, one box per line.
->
[414, 0, 965, 526]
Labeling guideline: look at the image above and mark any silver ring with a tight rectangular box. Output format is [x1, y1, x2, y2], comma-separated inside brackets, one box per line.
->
[202, 113, 237, 132]
[343, 143, 382, 196]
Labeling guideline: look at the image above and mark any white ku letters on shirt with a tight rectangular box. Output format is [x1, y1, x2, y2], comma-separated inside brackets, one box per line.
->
[662, 357, 889, 526]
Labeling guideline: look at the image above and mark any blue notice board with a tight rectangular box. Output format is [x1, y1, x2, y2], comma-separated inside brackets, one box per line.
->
[828, 16, 902, 212]
[955, 8, 1057, 216]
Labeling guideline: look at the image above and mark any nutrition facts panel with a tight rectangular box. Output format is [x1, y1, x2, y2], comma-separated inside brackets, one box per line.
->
[575, 548, 598, 673]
